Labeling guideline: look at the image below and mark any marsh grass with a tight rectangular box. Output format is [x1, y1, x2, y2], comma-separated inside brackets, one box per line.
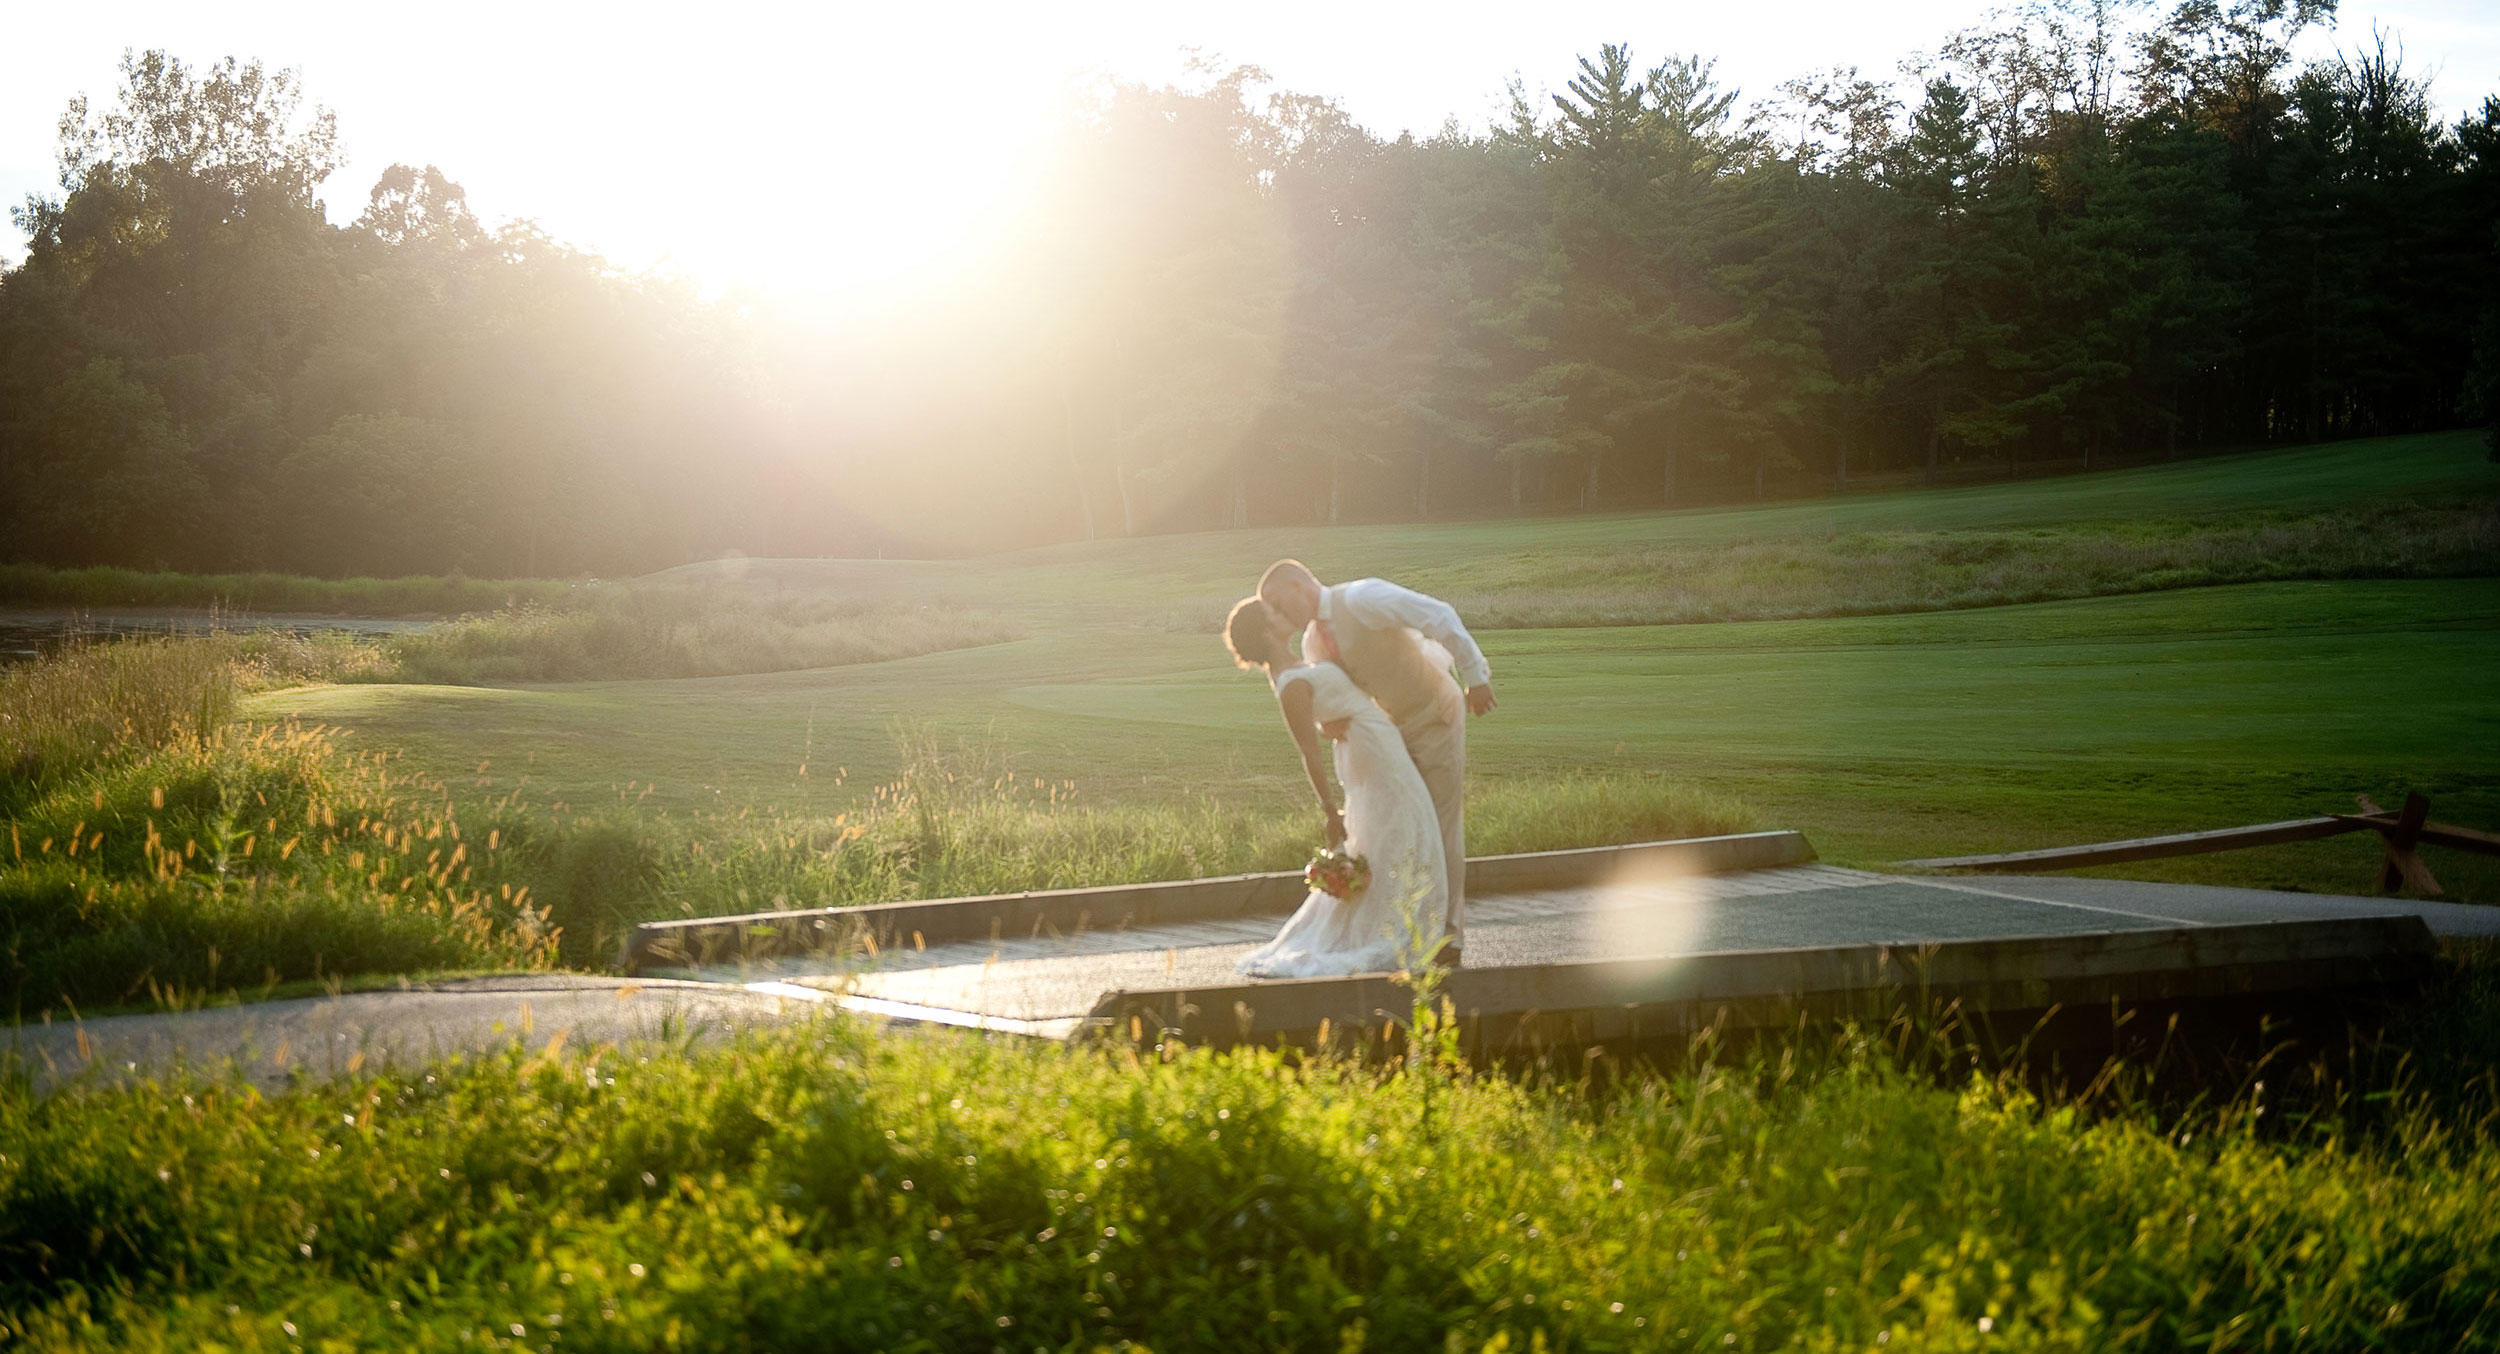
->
[6, 982, 2500, 1351]
[1, 721, 559, 1010]
[0, 582, 1020, 689]
[0, 637, 236, 803]
[376, 588, 1021, 684]
[0, 564, 575, 616]
[0, 619, 564, 1008]
[1, 631, 397, 811]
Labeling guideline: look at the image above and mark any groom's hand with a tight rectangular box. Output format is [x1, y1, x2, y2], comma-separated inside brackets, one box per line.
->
[1466, 682, 1497, 716]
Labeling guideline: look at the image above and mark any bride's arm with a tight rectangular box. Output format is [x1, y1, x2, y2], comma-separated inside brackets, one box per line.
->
[1275, 679, 1346, 847]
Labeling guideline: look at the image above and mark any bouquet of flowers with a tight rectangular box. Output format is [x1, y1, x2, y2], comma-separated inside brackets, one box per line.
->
[1305, 845, 1371, 901]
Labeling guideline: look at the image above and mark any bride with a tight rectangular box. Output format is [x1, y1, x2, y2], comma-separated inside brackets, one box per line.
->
[1223, 596, 1449, 977]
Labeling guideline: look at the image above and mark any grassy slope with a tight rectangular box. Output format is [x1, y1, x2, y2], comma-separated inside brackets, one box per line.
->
[649, 429, 2494, 624]
[263, 579, 2500, 899]
[248, 430, 2500, 905]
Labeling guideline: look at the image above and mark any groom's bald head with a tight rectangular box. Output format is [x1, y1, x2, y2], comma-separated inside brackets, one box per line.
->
[1258, 559, 1322, 629]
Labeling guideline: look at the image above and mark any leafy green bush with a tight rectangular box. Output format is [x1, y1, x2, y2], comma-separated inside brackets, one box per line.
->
[6, 1013, 2500, 1350]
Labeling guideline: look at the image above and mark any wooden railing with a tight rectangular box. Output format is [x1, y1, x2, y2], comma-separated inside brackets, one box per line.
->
[1905, 792, 2499, 896]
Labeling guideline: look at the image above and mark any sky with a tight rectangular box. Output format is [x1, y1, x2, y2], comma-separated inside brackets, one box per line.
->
[6, 0, 2496, 307]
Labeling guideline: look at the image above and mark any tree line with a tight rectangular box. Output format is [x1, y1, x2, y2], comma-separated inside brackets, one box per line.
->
[4, 3, 2496, 577]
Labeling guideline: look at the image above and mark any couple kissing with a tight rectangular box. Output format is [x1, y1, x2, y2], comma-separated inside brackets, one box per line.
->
[1223, 561, 1496, 978]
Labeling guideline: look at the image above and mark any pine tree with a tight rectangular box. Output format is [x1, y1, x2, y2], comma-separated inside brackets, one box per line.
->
[1876, 79, 2039, 481]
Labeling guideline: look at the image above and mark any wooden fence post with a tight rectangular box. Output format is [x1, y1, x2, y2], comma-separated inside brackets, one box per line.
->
[2359, 793, 2444, 897]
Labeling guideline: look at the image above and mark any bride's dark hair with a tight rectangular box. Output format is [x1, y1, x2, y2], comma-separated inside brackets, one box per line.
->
[1224, 596, 1282, 670]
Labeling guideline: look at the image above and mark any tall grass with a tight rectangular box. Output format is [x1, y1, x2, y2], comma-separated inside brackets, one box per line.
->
[0, 564, 574, 616]
[0, 638, 235, 804]
[1, 631, 395, 810]
[1470, 772, 1753, 855]
[6, 1002, 2500, 1350]
[536, 733, 1753, 965]
[378, 589, 1020, 684]
[0, 573, 1021, 686]
[1, 722, 559, 1009]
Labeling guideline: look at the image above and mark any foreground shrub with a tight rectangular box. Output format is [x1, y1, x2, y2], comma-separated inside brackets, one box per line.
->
[5, 1017, 2499, 1350]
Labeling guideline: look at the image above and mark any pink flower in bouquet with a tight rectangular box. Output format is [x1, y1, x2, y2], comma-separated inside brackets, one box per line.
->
[1305, 846, 1371, 901]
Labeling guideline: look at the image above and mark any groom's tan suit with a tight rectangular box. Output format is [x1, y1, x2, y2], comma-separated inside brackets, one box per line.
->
[1309, 579, 1489, 946]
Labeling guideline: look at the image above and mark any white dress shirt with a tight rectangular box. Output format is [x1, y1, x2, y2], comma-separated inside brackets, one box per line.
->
[1320, 578, 1492, 690]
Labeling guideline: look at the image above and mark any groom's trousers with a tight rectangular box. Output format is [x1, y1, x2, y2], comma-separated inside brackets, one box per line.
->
[1402, 691, 1467, 943]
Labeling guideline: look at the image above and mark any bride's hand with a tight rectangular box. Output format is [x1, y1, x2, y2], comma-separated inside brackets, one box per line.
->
[1324, 809, 1347, 847]
[1319, 717, 1351, 741]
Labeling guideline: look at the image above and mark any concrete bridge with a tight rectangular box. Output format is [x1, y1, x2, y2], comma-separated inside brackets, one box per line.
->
[14, 831, 2488, 1090]
[636, 831, 2470, 1053]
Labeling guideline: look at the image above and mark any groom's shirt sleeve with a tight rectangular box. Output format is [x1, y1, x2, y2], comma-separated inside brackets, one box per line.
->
[1342, 579, 1492, 690]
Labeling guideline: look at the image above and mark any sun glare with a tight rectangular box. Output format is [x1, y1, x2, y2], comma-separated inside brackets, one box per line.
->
[11, 0, 2492, 296]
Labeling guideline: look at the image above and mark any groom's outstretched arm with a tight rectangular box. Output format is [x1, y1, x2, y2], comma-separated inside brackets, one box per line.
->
[1341, 578, 1495, 711]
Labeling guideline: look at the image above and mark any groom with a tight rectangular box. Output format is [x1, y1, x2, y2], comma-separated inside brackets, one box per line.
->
[1258, 560, 1495, 964]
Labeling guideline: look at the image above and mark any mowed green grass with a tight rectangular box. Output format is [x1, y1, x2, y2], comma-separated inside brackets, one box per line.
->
[260, 576, 2500, 901]
[245, 429, 2500, 904]
[645, 429, 2497, 625]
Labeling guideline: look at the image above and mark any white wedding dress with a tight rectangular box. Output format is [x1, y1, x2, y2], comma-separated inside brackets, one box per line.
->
[1238, 661, 1450, 978]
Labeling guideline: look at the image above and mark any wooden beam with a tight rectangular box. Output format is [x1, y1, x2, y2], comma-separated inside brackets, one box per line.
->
[2332, 812, 2500, 858]
[2418, 822, 2500, 855]
[1903, 817, 2363, 872]
[1912, 792, 2497, 881]
[2359, 793, 2443, 896]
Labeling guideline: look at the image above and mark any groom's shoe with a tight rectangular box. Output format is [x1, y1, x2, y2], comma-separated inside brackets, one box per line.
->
[1430, 939, 1463, 969]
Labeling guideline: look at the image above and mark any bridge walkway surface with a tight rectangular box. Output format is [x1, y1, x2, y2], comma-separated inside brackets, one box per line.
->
[13, 835, 2494, 1088]
[680, 864, 2491, 1042]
